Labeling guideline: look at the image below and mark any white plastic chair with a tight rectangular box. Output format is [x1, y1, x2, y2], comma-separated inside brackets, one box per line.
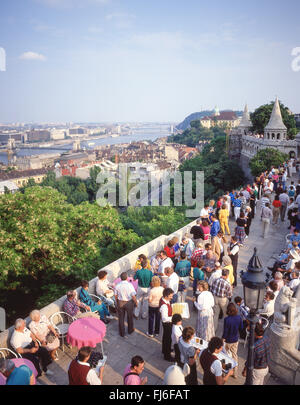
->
[0, 348, 21, 359]
[285, 233, 293, 245]
[50, 312, 75, 352]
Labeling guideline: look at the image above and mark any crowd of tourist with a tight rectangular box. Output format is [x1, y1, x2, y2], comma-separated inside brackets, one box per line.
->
[1, 159, 299, 386]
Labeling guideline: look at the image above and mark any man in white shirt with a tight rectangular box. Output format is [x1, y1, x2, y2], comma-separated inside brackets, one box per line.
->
[165, 267, 179, 303]
[199, 337, 233, 385]
[208, 262, 222, 287]
[158, 251, 174, 286]
[68, 346, 104, 385]
[10, 318, 53, 378]
[114, 272, 138, 338]
[279, 191, 289, 222]
[200, 205, 210, 220]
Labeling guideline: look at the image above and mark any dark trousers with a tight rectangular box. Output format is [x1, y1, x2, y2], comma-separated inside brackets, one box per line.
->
[230, 254, 238, 287]
[148, 306, 161, 335]
[239, 320, 247, 340]
[174, 343, 183, 367]
[24, 342, 52, 376]
[162, 322, 172, 359]
[117, 299, 135, 337]
[185, 362, 198, 385]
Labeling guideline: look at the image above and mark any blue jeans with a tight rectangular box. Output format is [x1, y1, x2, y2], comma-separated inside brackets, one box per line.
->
[148, 306, 161, 335]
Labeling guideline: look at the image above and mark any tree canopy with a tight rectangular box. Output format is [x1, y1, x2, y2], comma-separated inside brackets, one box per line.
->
[179, 137, 245, 202]
[250, 101, 297, 139]
[168, 125, 225, 147]
[0, 187, 141, 323]
[249, 148, 288, 177]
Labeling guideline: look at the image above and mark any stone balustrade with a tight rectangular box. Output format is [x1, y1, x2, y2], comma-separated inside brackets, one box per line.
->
[0, 219, 197, 349]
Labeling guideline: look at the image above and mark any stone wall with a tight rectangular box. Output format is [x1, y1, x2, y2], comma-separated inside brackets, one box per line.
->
[0, 219, 197, 349]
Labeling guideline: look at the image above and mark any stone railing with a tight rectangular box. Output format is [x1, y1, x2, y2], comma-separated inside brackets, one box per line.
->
[0, 219, 197, 348]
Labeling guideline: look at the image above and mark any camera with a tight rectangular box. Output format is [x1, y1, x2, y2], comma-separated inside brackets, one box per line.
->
[221, 359, 232, 371]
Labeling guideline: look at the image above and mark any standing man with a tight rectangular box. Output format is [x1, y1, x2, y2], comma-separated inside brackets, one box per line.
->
[134, 258, 153, 319]
[242, 323, 271, 385]
[158, 250, 174, 286]
[211, 231, 226, 263]
[261, 203, 273, 239]
[279, 190, 289, 222]
[159, 288, 175, 362]
[175, 251, 191, 303]
[115, 272, 138, 338]
[210, 269, 233, 333]
[165, 267, 179, 304]
[233, 196, 242, 221]
[228, 236, 240, 288]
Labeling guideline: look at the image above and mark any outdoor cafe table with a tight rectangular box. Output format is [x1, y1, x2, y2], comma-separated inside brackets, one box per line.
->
[190, 337, 238, 372]
[66, 317, 107, 355]
[0, 358, 38, 385]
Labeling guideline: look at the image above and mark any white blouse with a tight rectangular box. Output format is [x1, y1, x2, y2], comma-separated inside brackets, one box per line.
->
[195, 291, 214, 311]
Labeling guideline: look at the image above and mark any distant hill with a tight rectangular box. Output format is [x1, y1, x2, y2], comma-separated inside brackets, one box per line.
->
[177, 110, 243, 131]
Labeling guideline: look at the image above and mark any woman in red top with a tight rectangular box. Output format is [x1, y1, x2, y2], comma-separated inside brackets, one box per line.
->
[272, 195, 282, 225]
[164, 240, 177, 265]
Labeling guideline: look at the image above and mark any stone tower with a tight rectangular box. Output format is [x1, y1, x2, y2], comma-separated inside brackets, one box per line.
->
[264, 97, 287, 141]
[238, 104, 252, 135]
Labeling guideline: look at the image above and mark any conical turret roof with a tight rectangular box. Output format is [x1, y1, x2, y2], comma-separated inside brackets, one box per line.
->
[239, 104, 252, 128]
[265, 97, 287, 130]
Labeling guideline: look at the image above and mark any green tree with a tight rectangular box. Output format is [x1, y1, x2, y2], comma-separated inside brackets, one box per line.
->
[249, 148, 288, 177]
[250, 101, 297, 139]
[26, 178, 36, 187]
[0, 186, 141, 323]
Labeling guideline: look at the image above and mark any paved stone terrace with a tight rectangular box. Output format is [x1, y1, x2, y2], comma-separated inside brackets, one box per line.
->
[37, 179, 294, 386]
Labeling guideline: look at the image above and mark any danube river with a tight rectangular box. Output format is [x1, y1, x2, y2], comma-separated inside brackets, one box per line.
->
[0, 125, 172, 165]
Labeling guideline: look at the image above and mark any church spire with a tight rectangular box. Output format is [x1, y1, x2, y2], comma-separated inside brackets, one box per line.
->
[239, 103, 252, 128]
[265, 97, 287, 130]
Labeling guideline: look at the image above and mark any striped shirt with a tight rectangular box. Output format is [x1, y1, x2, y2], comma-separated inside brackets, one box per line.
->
[210, 277, 232, 299]
[246, 336, 270, 369]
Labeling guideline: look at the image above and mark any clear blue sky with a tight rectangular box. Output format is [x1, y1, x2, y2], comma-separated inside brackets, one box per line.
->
[0, 0, 300, 123]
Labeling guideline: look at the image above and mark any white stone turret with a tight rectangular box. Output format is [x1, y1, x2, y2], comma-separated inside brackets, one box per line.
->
[264, 97, 287, 141]
[238, 104, 252, 135]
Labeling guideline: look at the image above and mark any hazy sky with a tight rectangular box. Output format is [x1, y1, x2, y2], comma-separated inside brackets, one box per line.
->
[0, 0, 300, 123]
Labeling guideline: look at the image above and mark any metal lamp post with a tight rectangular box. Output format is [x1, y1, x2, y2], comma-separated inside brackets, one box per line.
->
[240, 247, 266, 385]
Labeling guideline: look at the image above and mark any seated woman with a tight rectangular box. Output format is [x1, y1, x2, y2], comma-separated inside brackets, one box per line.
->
[79, 280, 113, 324]
[96, 270, 117, 310]
[29, 310, 60, 361]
